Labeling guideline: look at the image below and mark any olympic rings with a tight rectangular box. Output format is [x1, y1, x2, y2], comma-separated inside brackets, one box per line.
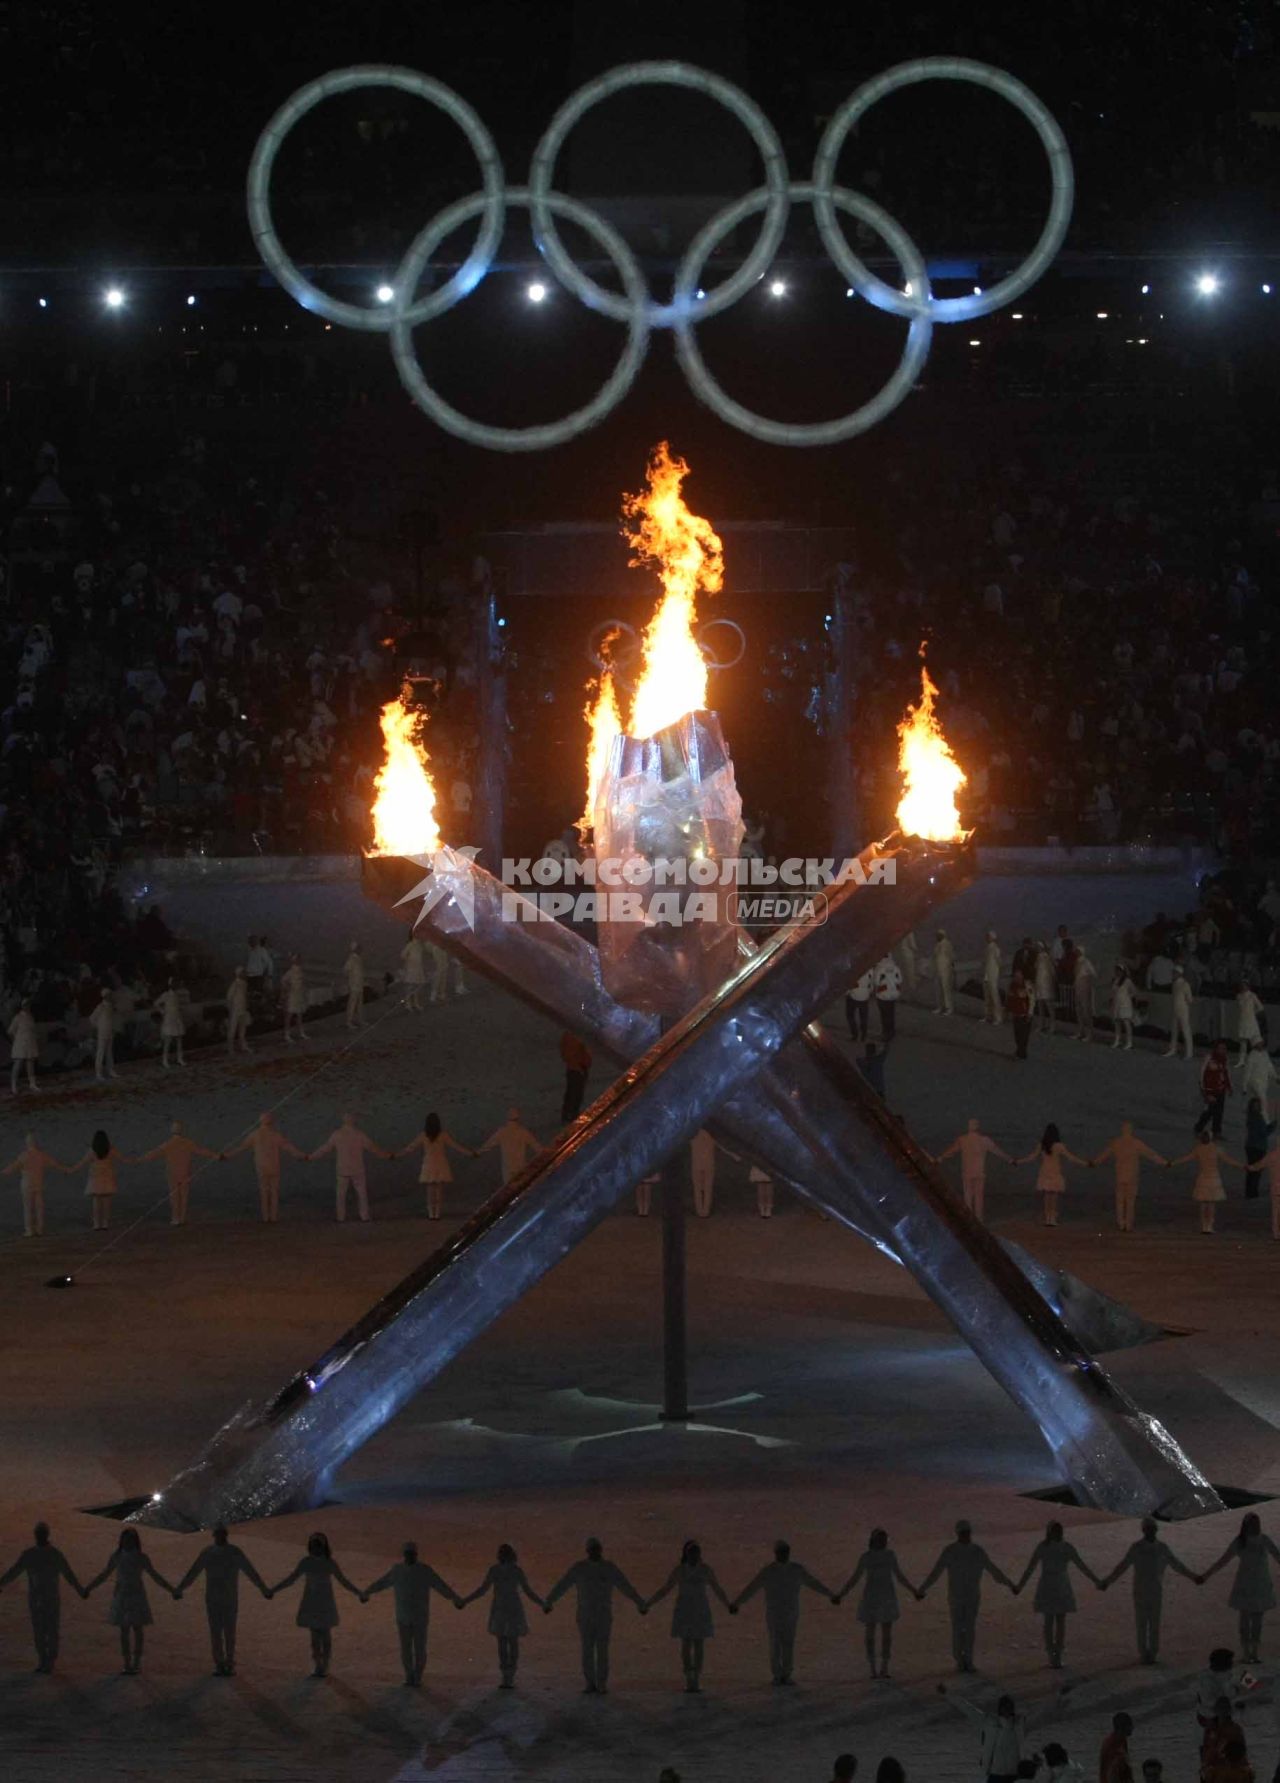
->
[247, 66, 505, 332]
[248, 56, 1073, 451]
[586, 616, 744, 676]
[529, 61, 789, 328]
[586, 621, 639, 674]
[813, 58, 1074, 325]
[674, 181, 932, 447]
[388, 187, 650, 453]
[697, 618, 746, 671]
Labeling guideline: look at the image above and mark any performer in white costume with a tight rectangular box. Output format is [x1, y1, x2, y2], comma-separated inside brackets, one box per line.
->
[310, 1113, 391, 1223]
[933, 929, 956, 1015]
[223, 1112, 306, 1222]
[1165, 964, 1194, 1059]
[479, 1108, 540, 1184]
[400, 936, 429, 1011]
[138, 1120, 218, 1226]
[281, 954, 309, 1042]
[153, 979, 186, 1068]
[225, 968, 251, 1055]
[934, 1119, 1011, 1223]
[1091, 1122, 1167, 1232]
[1, 1134, 67, 1236]
[7, 999, 39, 1092]
[90, 989, 118, 1081]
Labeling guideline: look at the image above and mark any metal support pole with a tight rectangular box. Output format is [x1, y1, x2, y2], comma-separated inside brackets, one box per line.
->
[660, 1018, 689, 1421]
[472, 578, 506, 869]
[826, 578, 859, 864]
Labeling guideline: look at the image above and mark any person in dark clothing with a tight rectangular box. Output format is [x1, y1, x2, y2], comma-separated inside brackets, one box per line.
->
[1012, 938, 1038, 982]
[559, 1032, 592, 1122]
[857, 1042, 886, 1098]
[846, 970, 872, 1042]
[1244, 1096, 1274, 1200]
[0, 1522, 87, 1672]
[1007, 971, 1033, 1060]
[1196, 1042, 1232, 1138]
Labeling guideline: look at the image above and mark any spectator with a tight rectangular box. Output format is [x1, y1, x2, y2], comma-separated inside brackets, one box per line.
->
[1098, 1712, 1134, 1783]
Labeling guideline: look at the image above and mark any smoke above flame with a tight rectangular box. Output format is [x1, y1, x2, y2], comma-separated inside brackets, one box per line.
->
[895, 659, 967, 843]
[370, 697, 441, 857]
[582, 443, 724, 824]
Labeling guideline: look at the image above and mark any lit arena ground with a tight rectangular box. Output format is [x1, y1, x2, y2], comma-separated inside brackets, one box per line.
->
[2, 865, 1279, 1782]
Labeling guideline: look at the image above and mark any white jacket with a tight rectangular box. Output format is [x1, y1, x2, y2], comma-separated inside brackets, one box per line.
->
[874, 958, 903, 1000]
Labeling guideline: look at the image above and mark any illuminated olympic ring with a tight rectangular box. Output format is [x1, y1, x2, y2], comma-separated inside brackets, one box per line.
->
[248, 58, 1073, 452]
[586, 617, 745, 678]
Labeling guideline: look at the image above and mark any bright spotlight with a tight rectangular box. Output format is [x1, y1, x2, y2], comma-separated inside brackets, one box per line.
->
[1096, 311, 1109, 319]
[1195, 272, 1220, 297]
[103, 287, 126, 309]
[37, 297, 48, 310]
[968, 338, 981, 347]
[1263, 284, 1273, 296]
[1141, 283, 1150, 295]
[972, 285, 983, 296]
[1011, 312, 1024, 320]
[186, 294, 197, 307]
[695, 288, 706, 301]
[527, 281, 548, 303]
[768, 278, 787, 298]
[846, 287, 854, 298]
[375, 284, 394, 304]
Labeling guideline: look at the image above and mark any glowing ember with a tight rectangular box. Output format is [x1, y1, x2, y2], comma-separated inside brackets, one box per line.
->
[622, 441, 724, 741]
[895, 660, 967, 842]
[370, 698, 440, 856]
[581, 665, 623, 834]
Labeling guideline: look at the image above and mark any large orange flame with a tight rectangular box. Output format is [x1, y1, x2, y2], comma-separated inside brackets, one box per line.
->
[370, 697, 441, 856]
[895, 660, 967, 842]
[581, 665, 623, 833]
[622, 441, 724, 741]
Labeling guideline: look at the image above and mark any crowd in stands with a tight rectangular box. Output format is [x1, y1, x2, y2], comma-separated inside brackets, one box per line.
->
[0, 432, 485, 1015]
[843, 441, 1279, 850]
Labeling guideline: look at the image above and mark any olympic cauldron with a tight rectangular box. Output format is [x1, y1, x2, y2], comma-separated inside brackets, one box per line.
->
[134, 707, 1219, 1531]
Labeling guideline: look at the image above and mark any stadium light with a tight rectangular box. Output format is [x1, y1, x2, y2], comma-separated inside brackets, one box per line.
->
[1264, 283, 1273, 296]
[1195, 272, 1220, 297]
[768, 278, 787, 298]
[375, 284, 394, 304]
[527, 281, 548, 303]
[186, 294, 197, 307]
[103, 287, 126, 310]
[37, 297, 48, 310]
[1141, 283, 1150, 295]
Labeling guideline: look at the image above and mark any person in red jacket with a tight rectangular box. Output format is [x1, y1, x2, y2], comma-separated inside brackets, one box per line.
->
[560, 1032, 593, 1123]
[1007, 971, 1033, 1061]
[1196, 1042, 1233, 1139]
[1098, 1712, 1134, 1783]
